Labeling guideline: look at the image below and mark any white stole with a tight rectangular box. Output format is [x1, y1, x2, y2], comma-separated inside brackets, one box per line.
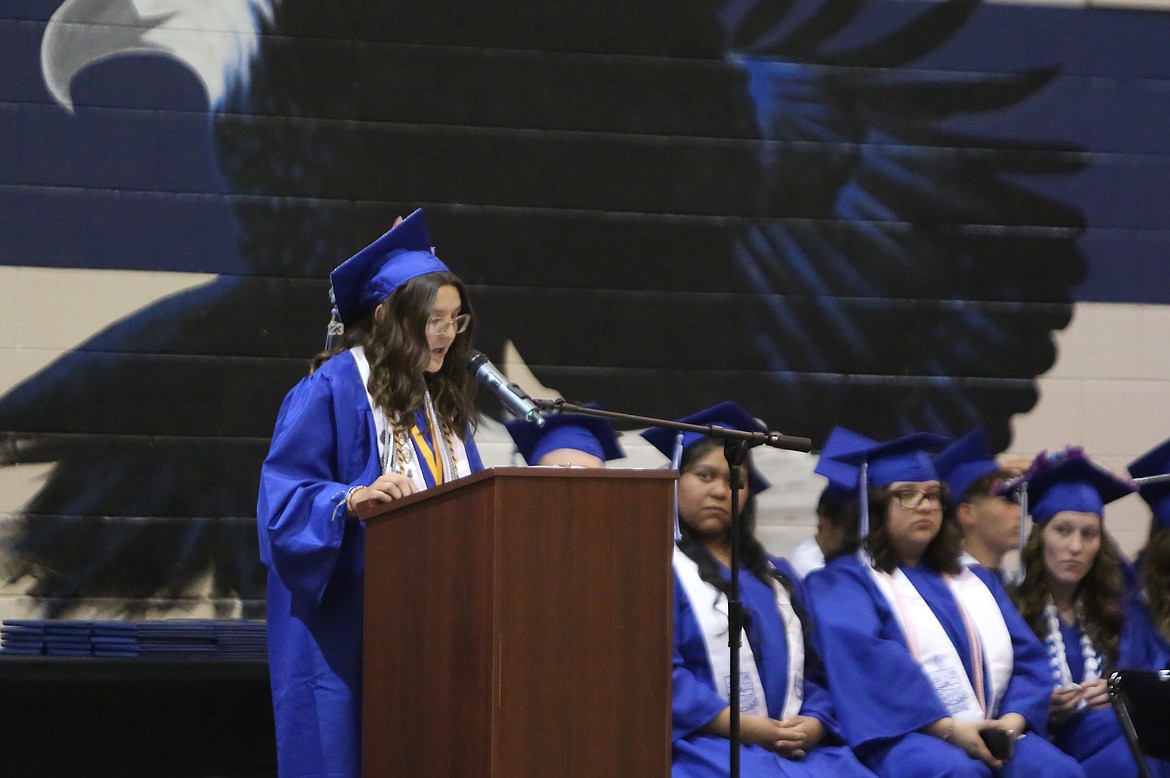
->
[351, 347, 471, 491]
[673, 547, 804, 721]
[870, 565, 1013, 721]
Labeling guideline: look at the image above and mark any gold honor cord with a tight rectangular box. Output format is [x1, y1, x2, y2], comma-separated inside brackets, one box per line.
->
[410, 422, 444, 486]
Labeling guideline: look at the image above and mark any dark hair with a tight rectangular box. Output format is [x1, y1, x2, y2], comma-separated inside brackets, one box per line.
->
[1141, 528, 1170, 643]
[829, 484, 963, 574]
[816, 485, 856, 533]
[1012, 522, 1125, 669]
[962, 469, 1015, 504]
[675, 438, 823, 677]
[311, 271, 477, 434]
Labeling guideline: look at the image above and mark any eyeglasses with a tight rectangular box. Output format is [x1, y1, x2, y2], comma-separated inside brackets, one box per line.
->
[892, 488, 944, 509]
[426, 313, 471, 336]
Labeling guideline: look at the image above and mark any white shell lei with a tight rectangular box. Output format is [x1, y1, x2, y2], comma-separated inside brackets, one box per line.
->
[1043, 598, 1102, 708]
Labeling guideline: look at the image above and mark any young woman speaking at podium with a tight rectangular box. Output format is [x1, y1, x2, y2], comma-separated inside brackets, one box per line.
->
[257, 210, 484, 778]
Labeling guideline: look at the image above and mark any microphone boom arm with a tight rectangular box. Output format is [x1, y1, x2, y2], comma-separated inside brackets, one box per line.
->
[532, 398, 811, 453]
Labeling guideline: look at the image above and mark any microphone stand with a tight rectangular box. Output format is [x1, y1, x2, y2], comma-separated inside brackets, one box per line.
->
[533, 399, 810, 778]
[724, 435, 748, 778]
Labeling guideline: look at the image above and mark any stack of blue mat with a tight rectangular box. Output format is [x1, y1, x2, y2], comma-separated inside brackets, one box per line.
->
[0, 621, 46, 655]
[0, 619, 267, 659]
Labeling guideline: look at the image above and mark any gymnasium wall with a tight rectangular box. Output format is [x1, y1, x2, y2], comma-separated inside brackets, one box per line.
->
[2, 0, 1169, 618]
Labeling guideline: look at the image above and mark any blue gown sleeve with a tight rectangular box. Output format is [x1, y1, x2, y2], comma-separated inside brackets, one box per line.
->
[672, 574, 731, 741]
[970, 566, 1053, 734]
[797, 663, 840, 736]
[804, 558, 949, 752]
[258, 361, 373, 607]
[1121, 591, 1170, 670]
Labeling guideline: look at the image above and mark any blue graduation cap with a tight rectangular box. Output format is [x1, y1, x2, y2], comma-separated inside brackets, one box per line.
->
[505, 406, 625, 466]
[814, 426, 876, 491]
[1128, 438, 1170, 530]
[826, 432, 950, 489]
[640, 401, 771, 495]
[824, 432, 950, 538]
[933, 427, 1000, 503]
[329, 209, 449, 326]
[1026, 453, 1135, 525]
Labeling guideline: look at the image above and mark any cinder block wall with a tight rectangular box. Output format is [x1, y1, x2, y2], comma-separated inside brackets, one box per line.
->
[2, 0, 1170, 621]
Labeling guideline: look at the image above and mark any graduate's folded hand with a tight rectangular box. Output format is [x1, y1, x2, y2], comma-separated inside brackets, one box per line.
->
[734, 712, 787, 749]
[928, 718, 1004, 771]
[1049, 684, 1083, 726]
[1078, 677, 1109, 709]
[771, 715, 825, 759]
[707, 710, 822, 758]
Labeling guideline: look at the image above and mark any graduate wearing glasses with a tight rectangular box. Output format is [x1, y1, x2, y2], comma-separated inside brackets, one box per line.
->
[805, 434, 1083, 778]
[257, 210, 484, 778]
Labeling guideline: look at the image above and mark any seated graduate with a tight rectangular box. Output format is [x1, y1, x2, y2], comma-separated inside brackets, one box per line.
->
[257, 211, 484, 778]
[791, 426, 870, 579]
[1127, 437, 1170, 671]
[789, 483, 854, 579]
[933, 428, 1022, 578]
[804, 433, 1084, 778]
[1009, 449, 1150, 778]
[643, 402, 874, 778]
[505, 405, 624, 468]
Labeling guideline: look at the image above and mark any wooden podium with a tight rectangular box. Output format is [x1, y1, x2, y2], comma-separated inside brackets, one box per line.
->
[358, 467, 676, 777]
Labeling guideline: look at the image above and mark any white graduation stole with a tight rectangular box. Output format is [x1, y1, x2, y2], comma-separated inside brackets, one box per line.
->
[352, 347, 471, 491]
[870, 565, 1013, 721]
[950, 568, 1014, 717]
[673, 547, 804, 721]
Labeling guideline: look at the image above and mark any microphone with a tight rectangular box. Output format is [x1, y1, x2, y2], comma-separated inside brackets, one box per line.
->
[464, 350, 545, 427]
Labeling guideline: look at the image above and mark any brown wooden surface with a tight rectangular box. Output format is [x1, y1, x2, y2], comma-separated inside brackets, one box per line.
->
[361, 468, 675, 778]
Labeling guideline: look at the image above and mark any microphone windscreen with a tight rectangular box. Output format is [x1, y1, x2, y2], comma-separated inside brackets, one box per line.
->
[464, 349, 488, 375]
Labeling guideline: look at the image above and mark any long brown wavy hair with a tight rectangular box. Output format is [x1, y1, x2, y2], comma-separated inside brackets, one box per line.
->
[829, 485, 963, 574]
[311, 271, 477, 435]
[1140, 527, 1170, 642]
[1012, 522, 1125, 668]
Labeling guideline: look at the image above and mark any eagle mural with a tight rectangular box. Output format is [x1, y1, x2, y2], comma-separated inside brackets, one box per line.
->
[1, 0, 1090, 615]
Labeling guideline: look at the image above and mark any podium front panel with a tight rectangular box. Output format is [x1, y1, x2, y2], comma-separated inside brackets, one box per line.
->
[492, 474, 673, 775]
[363, 479, 497, 776]
[361, 468, 674, 778]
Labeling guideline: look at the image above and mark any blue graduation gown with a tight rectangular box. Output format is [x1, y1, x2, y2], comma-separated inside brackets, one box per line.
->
[1048, 596, 1170, 778]
[1121, 592, 1170, 672]
[1116, 591, 1170, 778]
[672, 554, 874, 777]
[1049, 619, 1137, 778]
[1119, 598, 1170, 778]
[257, 352, 483, 778]
[805, 555, 1084, 778]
